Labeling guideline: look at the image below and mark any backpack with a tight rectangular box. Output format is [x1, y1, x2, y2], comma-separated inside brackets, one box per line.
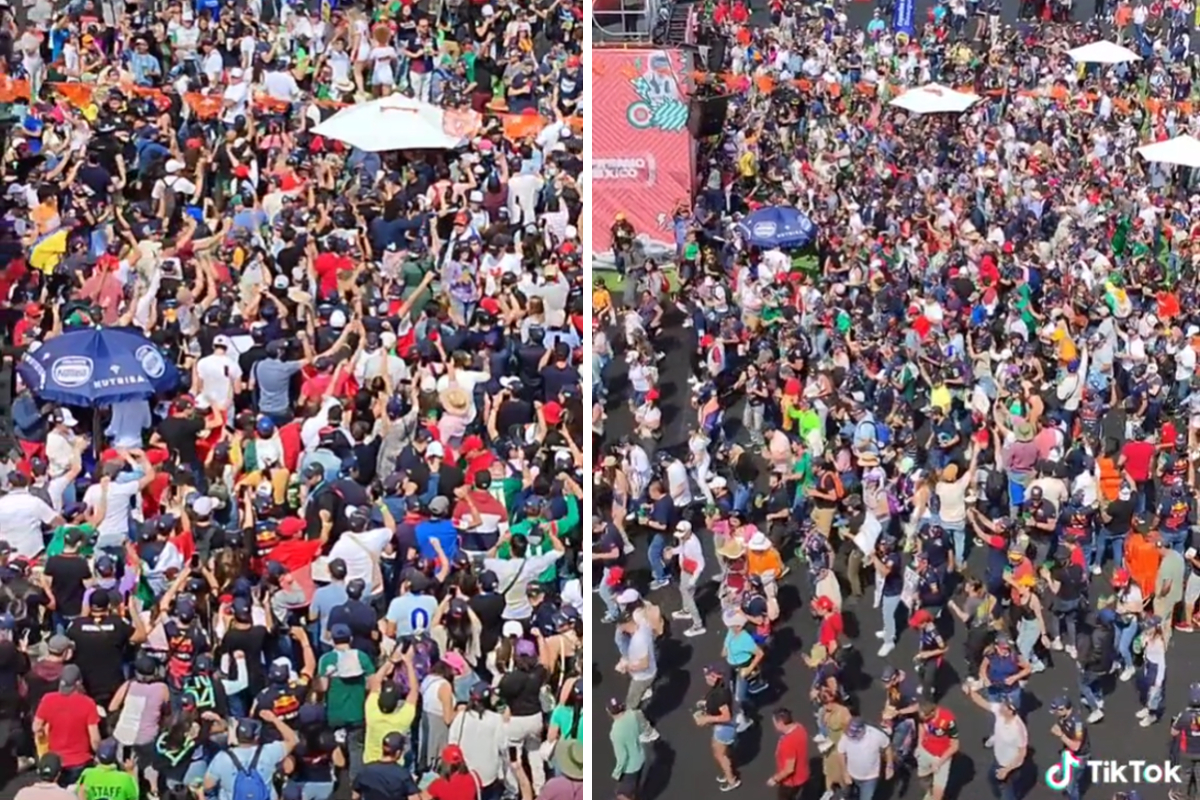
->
[874, 421, 891, 446]
[227, 745, 270, 800]
[393, 634, 440, 695]
[829, 472, 846, 500]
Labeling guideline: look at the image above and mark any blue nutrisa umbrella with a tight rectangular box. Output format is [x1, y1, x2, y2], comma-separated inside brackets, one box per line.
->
[17, 325, 181, 407]
[735, 205, 819, 250]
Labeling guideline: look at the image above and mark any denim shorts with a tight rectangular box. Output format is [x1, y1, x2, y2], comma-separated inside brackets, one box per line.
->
[713, 723, 737, 745]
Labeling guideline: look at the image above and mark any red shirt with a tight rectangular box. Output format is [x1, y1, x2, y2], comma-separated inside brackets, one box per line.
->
[919, 708, 959, 758]
[818, 613, 843, 648]
[775, 725, 810, 787]
[313, 252, 352, 299]
[36, 690, 100, 767]
[1122, 441, 1156, 482]
[428, 772, 480, 800]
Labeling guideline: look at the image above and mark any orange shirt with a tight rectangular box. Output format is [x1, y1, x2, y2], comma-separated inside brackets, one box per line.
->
[748, 548, 783, 577]
[1097, 456, 1122, 502]
[1125, 533, 1162, 596]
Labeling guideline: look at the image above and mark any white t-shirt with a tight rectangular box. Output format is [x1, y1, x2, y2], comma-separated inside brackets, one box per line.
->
[222, 81, 251, 124]
[0, 491, 58, 558]
[45, 430, 75, 479]
[83, 480, 143, 549]
[625, 619, 657, 682]
[152, 174, 197, 203]
[837, 727, 891, 780]
[676, 534, 705, 581]
[987, 704, 1028, 769]
[196, 353, 243, 410]
[327, 528, 391, 595]
[665, 460, 693, 507]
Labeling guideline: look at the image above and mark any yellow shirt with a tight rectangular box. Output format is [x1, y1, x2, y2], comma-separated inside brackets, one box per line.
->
[363, 693, 417, 764]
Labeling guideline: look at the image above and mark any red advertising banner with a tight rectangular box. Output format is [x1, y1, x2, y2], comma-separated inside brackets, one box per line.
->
[592, 48, 694, 256]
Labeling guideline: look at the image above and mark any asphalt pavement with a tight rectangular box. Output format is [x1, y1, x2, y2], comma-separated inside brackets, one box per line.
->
[590, 314, 1200, 800]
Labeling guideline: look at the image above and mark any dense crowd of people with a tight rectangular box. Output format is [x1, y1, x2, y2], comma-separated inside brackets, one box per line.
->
[592, 1, 1200, 800]
[0, 0, 586, 798]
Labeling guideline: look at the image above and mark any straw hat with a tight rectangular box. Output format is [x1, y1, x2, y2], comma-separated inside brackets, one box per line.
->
[553, 740, 583, 781]
[942, 463, 959, 482]
[857, 452, 880, 467]
[716, 538, 746, 560]
[1014, 421, 1036, 442]
[440, 387, 471, 415]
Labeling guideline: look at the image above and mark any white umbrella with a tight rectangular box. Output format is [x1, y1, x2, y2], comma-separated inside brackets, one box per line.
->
[1137, 135, 1200, 168]
[888, 83, 981, 115]
[1066, 40, 1140, 64]
[311, 93, 463, 152]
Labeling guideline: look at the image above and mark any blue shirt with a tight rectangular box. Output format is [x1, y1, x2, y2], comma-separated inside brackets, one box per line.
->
[311, 582, 349, 642]
[414, 518, 459, 562]
[205, 742, 287, 800]
[723, 629, 758, 668]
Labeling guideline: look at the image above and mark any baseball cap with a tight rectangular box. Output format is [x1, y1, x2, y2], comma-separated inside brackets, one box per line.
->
[909, 609, 935, 628]
[36, 753, 62, 781]
[59, 664, 83, 691]
[382, 731, 406, 755]
[47, 634, 72, 655]
[429, 496, 451, 515]
[330, 623, 352, 643]
[193, 496, 214, 517]
[96, 738, 120, 765]
[441, 744, 466, 765]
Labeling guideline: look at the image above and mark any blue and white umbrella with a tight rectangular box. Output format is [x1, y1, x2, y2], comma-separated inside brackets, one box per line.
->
[17, 326, 181, 407]
[735, 206, 818, 250]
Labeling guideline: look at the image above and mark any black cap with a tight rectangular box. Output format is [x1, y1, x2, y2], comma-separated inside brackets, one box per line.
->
[382, 731, 406, 755]
[232, 597, 253, 622]
[328, 558, 348, 580]
[478, 570, 499, 591]
[269, 661, 291, 684]
[36, 753, 62, 780]
[237, 719, 262, 742]
[96, 738, 119, 765]
[90, 588, 111, 610]
[346, 578, 366, 599]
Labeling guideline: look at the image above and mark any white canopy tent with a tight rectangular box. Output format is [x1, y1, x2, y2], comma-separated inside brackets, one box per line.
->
[1137, 135, 1200, 168]
[888, 84, 981, 115]
[1066, 40, 1140, 64]
[311, 94, 464, 152]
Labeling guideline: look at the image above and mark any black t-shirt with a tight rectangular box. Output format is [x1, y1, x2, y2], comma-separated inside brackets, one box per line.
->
[305, 486, 344, 543]
[1105, 499, 1135, 536]
[254, 678, 309, 741]
[813, 472, 839, 510]
[44, 555, 91, 617]
[498, 667, 547, 717]
[469, 591, 505, 657]
[66, 614, 133, 700]
[704, 684, 733, 716]
[158, 415, 206, 465]
[353, 761, 420, 800]
[1053, 563, 1085, 602]
[220, 624, 269, 695]
[595, 524, 625, 568]
[294, 727, 338, 783]
[328, 600, 379, 659]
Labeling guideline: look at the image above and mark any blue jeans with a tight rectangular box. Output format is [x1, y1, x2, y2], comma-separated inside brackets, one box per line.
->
[943, 520, 967, 565]
[1162, 526, 1189, 555]
[1097, 528, 1126, 570]
[1079, 671, 1103, 711]
[648, 533, 669, 583]
[988, 760, 1019, 800]
[599, 568, 619, 618]
[1116, 620, 1138, 669]
[300, 782, 336, 800]
[985, 684, 1022, 714]
[880, 594, 904, 645]
[854, 777, 879, 800]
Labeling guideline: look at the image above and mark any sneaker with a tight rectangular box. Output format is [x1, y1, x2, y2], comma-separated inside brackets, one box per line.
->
[874, 630, 887, 640]
[1120, 667, 1137, 682]
[601, 614, 618, 624]
[682, 318, 694, 328]
[1031, 661, 1047, 674]
[716, 777, 729, 785]
[1065, 646, 1078, 659]
[813, 734, 829, 746]
[719, 780, 742, 792]
[735, 716, 753, 733]
[1177, 624, 1195, 633]
[1090, 565, 1102, 575]
[623, 543, 636, 555]
[819, 792, 835, 800]
[1140, 715, 1156, 728]
[639, 730, 661, 743]
[1049, 638, 1064, 651]
[672, 610, 694, 620]
[1136, 708, 1151, 719]
[649, 579, 671, 592]
[1087, 709, 1105, 723]
[684, 626, 707, 638]
[984, 736, 995, 748]
[878, 642, 896, 657]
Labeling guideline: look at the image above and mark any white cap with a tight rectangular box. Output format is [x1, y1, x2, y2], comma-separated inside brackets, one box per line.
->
[502, 620, 523, 638]
[193, 496, 214, 517]
[616, 588, 641, 604]
[468, 190, 483, 203]
[213, 335, 233, 350]
[708, 476, 727, 490]
[230, 67, 244, 79]
[674, 520, 692, 537]
[329, 309, 347, 329]
[426, 441, 445, 458]
[57, 408, 78, 427]
[165, 159, 183, 174]
[481, 3, 494, 13]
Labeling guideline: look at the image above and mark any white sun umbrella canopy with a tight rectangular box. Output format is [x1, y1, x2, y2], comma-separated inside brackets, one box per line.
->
[1137, 135, 1200, 168]
[889, 83, 982, 115]
[311, 93, 463, 152]
[1066, 40, 1140, 64]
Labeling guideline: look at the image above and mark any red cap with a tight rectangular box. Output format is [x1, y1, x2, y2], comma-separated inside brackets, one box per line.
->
[479, 297, 501, 315]
[278, 518, 306, 538]
[543, 401, 564, 425]
[784, 378, 802, 396]
[462, 435, 484, 453]
[813, 596, 834, 613]
[909, 610, 934, 628]
[441, 745, 466, 765]
[645, 389, 660, 402]
[24, 302, 42, 317]
[605, 566, 625, 587]
[234, 164, 251, 179]
[1112, 568, 1131, 586]
[700, 334, 715, 347]
[566, 55, 581, 68]
[454, 212, 469, 225]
